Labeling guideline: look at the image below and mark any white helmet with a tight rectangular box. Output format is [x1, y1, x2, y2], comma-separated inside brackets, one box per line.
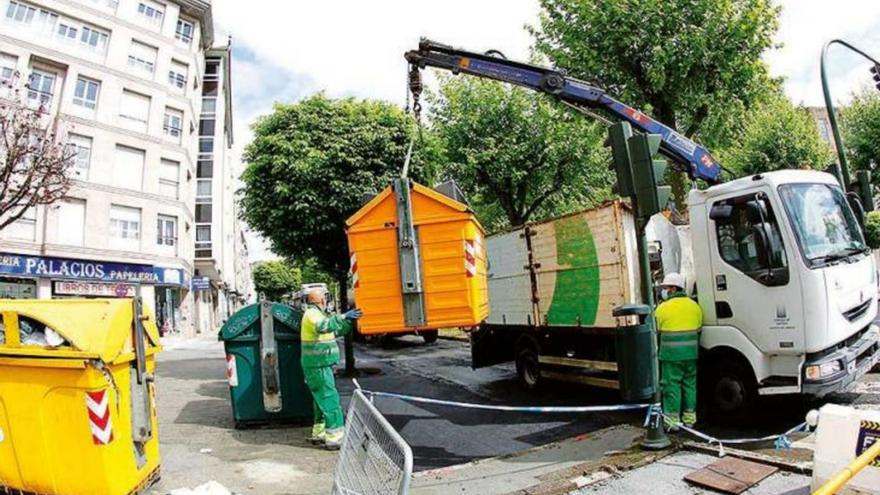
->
[661, 272, 686, 290]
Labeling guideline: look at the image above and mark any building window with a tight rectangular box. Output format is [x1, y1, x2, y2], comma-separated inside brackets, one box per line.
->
[6, 206, 36, 241]
[175, 18, 193, 46]
[67, 134, 92, 178]
[196, 178, 211, 198]
[56, 21, 76, 40]
[157, 214, 176, 246]
[128, 40, 157, 75]
[5, 1, 36, 24]
[204, 59, 219, 81]
[136, 1, 163, 26]
[72, 76, 100, 110]
[195, 203, 211, 223]
[57, 198, 85, 246]
[158, 159, 179, 198]
[87, 0, 119, 11]
[109, 205, 141, 248]
[163, 108, 183, 141]
[0, 53, 18, 87]
[198, 118, 216, 137]
[26, 69, 55, 110]
[198, 137, 213, 154]
[119, 90, 150, 132]
[201, 96, 216, 116]
[80, 26, 108, 51]
[195, 224, 211, 257]
[113, 145, 144, 190]
[196, 158, 213, 178]
[168, 60, 187, 90]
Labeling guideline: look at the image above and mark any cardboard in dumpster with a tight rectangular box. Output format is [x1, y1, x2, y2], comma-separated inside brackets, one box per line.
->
[683, 457, 778, 494]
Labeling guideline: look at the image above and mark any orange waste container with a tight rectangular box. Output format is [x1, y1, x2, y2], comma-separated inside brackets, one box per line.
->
[346, 179, 489, 334]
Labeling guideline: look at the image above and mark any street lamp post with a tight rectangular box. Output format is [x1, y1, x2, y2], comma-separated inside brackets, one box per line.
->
[820, 39, 880, 193]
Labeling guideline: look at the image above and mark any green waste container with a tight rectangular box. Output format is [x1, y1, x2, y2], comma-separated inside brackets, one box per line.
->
[613, 304, 657, 402]
[219, 301, 313, 428]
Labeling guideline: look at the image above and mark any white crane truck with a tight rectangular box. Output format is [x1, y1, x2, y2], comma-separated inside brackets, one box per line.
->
[405, 40, 880, 416]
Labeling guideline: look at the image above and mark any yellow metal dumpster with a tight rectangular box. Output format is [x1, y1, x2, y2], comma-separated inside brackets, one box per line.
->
[346, 179, 489, 334]
[0, 299, 161, 495]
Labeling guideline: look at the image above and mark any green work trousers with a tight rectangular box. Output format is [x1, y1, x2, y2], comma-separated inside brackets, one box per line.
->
[661, 359, 697, 425]
[304, 366, 344, 434]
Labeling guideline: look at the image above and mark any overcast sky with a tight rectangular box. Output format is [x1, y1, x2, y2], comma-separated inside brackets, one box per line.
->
[213, 0, 880, 262]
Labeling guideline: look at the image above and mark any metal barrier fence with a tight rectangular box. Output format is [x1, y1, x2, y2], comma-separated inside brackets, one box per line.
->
[332, 389, 413, 495]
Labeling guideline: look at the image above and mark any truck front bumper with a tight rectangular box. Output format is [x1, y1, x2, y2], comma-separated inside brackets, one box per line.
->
[802, 324, 880, 397]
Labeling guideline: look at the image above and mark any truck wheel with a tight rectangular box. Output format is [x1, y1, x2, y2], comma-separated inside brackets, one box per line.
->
[707, 358, 757, 422]
[516, 347, 542, 390]
[421, 330, 439, 344]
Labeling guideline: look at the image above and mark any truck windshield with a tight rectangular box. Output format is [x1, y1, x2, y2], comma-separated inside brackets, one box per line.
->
[779, 183, 866, 266]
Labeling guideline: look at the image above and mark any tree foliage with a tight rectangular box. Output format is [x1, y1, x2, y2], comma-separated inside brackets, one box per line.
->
[841, 89, 880, 175]
[723, 95, 833, 177]
[429, 76, 613, 230]
[532, 0, 780, 203]
[864, 211, 880, 249]
[240, 94, 436, 285]
[252, 260, 301, 302]
[0, 98, 74, 230]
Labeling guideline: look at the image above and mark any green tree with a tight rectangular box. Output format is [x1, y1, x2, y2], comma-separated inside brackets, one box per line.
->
[864, 211, 880, 249]
[724, 95, 833, 176]
[240, 94, 437, 371]
[532, 0, 780, 205]
[252, 260, 301, 302]
[842, 89, 880, 176]
[429, 76, 613, 231]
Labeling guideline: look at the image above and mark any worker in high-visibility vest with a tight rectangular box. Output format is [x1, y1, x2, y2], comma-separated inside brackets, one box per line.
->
[654, 272, 702, 431]
[301, 288, 362, 450]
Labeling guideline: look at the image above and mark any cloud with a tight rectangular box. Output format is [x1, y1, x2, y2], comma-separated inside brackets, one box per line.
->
[769, 0, 880, 106]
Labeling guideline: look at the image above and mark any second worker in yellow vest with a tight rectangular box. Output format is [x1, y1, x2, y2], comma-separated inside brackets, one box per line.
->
[655, 272, 703, 431]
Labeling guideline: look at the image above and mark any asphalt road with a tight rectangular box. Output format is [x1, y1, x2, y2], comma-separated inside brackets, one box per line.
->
[339, 335, 880, 471]
[338, 336, 635, 470]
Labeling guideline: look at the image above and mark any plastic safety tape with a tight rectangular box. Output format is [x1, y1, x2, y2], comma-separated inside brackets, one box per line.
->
[353, 381, 649, 413]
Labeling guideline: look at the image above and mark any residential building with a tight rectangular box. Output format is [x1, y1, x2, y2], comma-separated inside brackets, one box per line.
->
[808, 106, 834, 144]
[191, 43, 252, 334]
[0, 0, 217, 335]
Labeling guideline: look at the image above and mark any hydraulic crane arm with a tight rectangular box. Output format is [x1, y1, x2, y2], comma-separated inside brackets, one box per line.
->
[405, 39, 723, 184]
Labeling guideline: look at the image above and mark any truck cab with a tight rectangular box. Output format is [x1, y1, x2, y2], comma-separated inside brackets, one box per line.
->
[689, 170, 880, 416]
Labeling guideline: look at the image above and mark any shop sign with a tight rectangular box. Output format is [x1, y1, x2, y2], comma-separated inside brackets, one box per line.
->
[0, 253, 188, 286]
[54, 281, 136, 297]
[192, 277, 211, 290]
[153, 267, 185, 286]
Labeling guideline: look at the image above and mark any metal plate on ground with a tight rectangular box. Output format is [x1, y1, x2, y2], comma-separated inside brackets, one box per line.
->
[683, 457, 778, 494]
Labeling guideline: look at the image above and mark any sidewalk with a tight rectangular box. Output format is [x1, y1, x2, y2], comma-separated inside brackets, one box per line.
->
[149, 334, 337, 495]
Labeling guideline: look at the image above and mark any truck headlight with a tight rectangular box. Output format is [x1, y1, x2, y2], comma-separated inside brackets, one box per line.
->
[805, 360, 843, 380]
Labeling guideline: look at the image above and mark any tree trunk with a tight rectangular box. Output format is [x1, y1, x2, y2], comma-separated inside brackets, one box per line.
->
[337, 271, 356, 375]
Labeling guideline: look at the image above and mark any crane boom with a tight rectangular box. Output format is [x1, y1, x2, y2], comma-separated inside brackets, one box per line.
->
[405, 39, 723, 184]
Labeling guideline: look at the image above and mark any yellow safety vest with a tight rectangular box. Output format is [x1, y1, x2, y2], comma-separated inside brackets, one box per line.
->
[655, 294, 703, 361]
[300, 305, 351, 368]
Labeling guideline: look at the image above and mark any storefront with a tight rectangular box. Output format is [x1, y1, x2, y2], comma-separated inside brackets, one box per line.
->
[0, 277, 37, 299]
[0, 253, 188, 333]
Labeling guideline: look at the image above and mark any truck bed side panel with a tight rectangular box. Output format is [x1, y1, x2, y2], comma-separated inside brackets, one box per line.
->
[484, 229, 534, 325]
[532, 203, 634, 328]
